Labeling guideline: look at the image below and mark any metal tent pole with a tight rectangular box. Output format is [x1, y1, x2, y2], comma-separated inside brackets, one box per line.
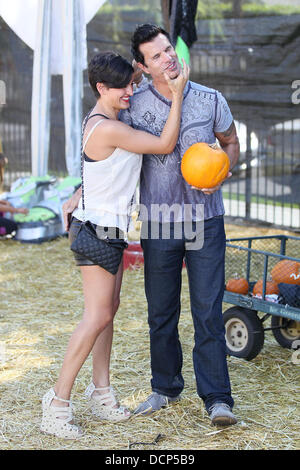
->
[62, 0, 83, 177]
[31, 0, 52, 177]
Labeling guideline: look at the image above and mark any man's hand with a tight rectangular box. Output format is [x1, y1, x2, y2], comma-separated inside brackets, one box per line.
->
[62, 187, 81, 232]
[191, 171, 232, 195]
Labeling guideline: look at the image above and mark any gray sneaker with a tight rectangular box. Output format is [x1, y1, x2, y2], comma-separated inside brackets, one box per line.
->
[134, 392, 181, 416]
[208, 403, 237, 426]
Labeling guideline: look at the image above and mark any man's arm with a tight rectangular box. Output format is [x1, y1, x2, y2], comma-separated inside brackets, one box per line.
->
[215, 121, 240, 171]
[62, 186, 82, 231]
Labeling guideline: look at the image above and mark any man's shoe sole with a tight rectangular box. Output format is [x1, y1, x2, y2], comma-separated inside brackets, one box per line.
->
[211, 416, 237, 426]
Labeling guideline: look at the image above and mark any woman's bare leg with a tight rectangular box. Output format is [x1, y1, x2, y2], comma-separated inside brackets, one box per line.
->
[89, 261, 129, 415]
[52, 265, 117, 405]
[92, 259, 124, 387]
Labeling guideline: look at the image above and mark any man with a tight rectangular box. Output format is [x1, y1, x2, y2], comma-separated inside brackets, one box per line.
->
[126, 24, 239, 426]
[64, 24, 240, 426]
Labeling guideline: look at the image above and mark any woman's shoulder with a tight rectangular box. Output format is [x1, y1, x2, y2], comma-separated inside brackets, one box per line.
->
[84, 118, 126, 139]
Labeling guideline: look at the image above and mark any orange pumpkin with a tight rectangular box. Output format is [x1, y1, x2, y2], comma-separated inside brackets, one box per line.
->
[253, 280, 279, 296]
[226, 277, 249, 294]
[181, 142, 230, 189]
[271, 260, 300, 285]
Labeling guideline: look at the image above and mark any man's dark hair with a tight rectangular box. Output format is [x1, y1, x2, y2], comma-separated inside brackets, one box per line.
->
[131, 24, 171, 65]
[88, 52, 134, 98]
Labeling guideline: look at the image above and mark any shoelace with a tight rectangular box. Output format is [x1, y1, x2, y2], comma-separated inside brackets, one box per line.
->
[208, 403, 231, 414]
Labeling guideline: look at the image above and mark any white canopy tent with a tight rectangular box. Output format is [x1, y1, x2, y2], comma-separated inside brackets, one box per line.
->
[0, 0, 106, 177]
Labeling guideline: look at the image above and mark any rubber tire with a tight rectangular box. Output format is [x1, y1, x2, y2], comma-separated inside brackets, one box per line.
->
[223, 307, 265, 361]
[271, 316, 300, 349]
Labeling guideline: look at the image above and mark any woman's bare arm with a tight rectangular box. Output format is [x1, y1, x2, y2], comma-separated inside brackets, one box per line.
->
[88, 60, 189, 157]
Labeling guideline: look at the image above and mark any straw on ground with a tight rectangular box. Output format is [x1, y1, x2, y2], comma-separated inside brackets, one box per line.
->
[0, 223, 299, 450]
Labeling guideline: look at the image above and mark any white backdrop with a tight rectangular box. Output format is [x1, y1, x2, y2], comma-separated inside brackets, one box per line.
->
[0, 0, 106, 177]
[0, 0, 105, 73]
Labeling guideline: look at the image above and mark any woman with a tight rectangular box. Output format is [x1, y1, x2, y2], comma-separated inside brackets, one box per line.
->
[41, 51, 189, 439]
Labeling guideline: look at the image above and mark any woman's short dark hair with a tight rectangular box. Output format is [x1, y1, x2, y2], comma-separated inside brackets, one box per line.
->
[131, 24, 171, 65]
[88, 52, 134, 98]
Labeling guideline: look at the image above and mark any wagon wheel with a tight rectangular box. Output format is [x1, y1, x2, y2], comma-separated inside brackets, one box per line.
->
[223, 307, 264, 361]
[271, 316, 300, 349]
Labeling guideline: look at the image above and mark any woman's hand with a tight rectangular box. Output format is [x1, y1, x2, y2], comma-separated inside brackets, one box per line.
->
[164, 59, 190, 97]
[62, 187, 82, 231]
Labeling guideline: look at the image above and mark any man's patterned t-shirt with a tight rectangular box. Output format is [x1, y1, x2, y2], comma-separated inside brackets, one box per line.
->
[120, 80, 233, 222]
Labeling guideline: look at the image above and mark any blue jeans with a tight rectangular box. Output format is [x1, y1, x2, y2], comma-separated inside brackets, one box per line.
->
[141, 216, 233, 411]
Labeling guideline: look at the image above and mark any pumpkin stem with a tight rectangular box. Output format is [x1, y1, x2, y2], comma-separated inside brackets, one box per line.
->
[207, 143, 219, 150]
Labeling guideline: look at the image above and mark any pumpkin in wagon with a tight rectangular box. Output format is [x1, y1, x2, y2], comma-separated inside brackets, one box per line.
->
[226, 276, 249, 294]
[181, 142, 230, 189]
[270, 259, 300, 286]
[253, 279, 279, 296]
